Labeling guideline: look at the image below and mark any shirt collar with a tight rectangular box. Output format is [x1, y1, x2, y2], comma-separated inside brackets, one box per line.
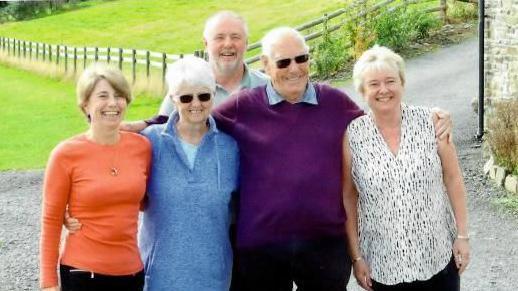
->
[215, 63, 253, 95]
[266, 80, 318, 105]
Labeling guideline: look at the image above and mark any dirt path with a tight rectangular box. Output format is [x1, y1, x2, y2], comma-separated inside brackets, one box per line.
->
[1, 38, 517, 290]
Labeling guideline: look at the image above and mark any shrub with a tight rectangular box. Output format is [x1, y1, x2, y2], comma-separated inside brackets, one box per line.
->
[486, 99, 518, 175]
[372, 6, 441, 52]
[312, 31, 351, 79]
[372, 7, 413, 51]
[448, 0, 478, 22]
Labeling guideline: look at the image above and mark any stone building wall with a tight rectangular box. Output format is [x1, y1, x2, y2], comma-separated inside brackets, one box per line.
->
[484, 0, 518, 100]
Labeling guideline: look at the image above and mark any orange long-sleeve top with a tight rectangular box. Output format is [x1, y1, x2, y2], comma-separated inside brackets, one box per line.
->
[39, 132, 151, 288]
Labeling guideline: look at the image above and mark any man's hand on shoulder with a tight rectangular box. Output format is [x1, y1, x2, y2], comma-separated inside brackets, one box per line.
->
[120, 120, 148, 133]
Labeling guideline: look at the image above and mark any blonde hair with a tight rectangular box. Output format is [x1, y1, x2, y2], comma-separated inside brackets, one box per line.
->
[353, 45, 406, 94]
[76, 63, 132, 115]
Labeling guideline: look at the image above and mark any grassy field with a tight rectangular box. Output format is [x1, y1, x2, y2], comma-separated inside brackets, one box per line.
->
[0, 63, 161, 170]
[0, 0, 345, 170]
[0, 0, 344, 54]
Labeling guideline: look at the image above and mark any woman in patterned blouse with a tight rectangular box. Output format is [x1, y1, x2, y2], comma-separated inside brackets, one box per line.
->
[342, 45, 470, 291]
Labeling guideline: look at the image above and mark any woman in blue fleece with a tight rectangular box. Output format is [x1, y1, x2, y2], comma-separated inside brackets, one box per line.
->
[139, 56, 239, 291]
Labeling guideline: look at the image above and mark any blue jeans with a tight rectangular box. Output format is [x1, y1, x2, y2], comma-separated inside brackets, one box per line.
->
[60, 264, 144, 291]
[236, 236, 351, 291]
[371, 256, 460, 291]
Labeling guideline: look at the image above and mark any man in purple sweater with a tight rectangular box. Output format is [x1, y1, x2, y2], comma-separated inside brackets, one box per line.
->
[213, 27, 362, 290]
[213, 26, 451, 291]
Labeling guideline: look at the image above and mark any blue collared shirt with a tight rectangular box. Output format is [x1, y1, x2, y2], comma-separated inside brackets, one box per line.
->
[266, 80, 318, 105]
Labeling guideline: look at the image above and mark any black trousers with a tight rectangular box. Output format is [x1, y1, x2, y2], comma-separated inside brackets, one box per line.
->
[371, 256, 460, 291]
[235, 236, 351, 291]
[60, 264, 144, 291]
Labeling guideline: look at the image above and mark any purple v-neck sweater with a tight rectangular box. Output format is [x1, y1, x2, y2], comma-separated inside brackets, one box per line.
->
[213, 83, 363, 249]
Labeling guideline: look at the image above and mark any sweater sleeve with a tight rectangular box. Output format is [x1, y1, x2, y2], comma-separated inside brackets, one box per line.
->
[39, 146, 71, 288]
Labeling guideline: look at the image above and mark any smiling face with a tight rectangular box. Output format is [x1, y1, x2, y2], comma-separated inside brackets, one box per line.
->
[204, 16, 247, 76]
[82, 79, 127, 129]
[171, 83, 214, 126]
[361, 67, 404, 114]
[263, 35, 309, 103]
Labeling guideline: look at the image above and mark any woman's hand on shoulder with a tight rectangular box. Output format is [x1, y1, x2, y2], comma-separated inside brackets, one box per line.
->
[42, 286, 59, 291]
[353, 258, 373, 291]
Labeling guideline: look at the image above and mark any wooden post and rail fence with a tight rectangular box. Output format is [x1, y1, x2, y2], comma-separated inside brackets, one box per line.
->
[0, 0, 453, 88]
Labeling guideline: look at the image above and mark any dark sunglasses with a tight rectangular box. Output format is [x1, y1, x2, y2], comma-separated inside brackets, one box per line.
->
[275, 54, 310, 69]
[177, 93, 212, 103]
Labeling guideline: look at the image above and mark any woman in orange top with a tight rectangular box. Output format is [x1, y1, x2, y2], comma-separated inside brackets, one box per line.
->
[39, 64, 151, 291]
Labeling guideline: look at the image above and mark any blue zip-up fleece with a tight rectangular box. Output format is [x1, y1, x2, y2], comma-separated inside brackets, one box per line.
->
[139, 112, 239, 291]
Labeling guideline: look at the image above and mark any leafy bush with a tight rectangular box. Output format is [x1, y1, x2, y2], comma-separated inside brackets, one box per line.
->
[486, 99, 518, 175]
[0, 0, 92, 22]
[372, 6, 441, 51]
[448, 1, 478, 21]
[312, 4, 440, 78]
[372, 7, 413, 51]
[312, 30, 351, 79]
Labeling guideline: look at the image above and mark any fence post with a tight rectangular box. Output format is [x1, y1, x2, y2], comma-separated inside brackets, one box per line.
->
[83, 47, 87, 69]
[7, 38, 10, 56]
[29, 42, 33, 59]
[35, 43, 39, 60]
[94, 47, 99, 62]
[162, 53, 167, 85]
[146, 50, 150, 79]
[48, 44, 52, 62]
[18, 40, 21, 57]
[107, 47, 111, 63]
[73, 47, 77, 74]
[42, 43, 46, 60]
[64, 46, 68, 73]
[440, 0, 447, 23]
[118, 48, 123, 70]
[23, 41, 27, 58]
[56, 44, 60, 65]
[132, 49, 136, 84]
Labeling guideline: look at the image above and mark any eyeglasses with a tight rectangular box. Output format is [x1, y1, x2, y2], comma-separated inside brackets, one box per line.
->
[177, 93, 212, 103]
[275, 54, 310, 69]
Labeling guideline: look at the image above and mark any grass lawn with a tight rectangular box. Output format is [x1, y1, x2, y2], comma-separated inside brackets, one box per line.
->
[0, 0, 346, 170]
[0, 0, 344, 54]
[0, 63, 161, 170]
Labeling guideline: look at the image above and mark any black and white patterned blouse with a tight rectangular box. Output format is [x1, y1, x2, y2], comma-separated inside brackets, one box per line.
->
[347, 104, 456, 285]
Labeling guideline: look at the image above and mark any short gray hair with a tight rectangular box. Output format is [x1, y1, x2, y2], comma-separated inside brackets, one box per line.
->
[261, 27, 309, 58]
[203, 10, 249, 39]
[353, 45, 406, 94]
[165, 56, 216, 94]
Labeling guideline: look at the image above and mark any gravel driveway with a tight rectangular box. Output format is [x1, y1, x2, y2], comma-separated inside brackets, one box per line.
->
[1, 38, 517, 290]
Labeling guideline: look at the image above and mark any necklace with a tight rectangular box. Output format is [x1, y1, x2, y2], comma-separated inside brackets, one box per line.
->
[108, 137, 120, 177]
[110, 167, 119, 177]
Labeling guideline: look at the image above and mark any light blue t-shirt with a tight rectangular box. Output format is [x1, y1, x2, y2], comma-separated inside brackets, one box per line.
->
[179, 139, 198, 169]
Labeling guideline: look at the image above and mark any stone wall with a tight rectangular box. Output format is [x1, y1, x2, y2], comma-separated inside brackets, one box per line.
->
[484, 0, 518, 100]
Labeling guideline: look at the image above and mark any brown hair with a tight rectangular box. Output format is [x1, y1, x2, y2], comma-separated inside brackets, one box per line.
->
[76, 63, 132, 116]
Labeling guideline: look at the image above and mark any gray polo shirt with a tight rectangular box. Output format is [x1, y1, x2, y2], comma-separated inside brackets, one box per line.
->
[158, 64, 268, 115]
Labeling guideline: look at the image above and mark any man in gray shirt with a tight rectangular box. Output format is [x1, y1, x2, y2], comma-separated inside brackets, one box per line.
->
[123, 10, 268, 131]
